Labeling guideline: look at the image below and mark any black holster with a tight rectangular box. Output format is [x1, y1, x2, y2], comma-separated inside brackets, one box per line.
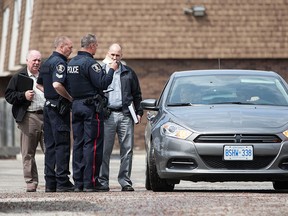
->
[57, 96, 71, 116]
[94, 94, 108, 113]
[83, 94, 108, 114]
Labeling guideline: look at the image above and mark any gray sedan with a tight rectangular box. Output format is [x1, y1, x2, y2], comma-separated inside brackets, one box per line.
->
[141, 69, 288, 191]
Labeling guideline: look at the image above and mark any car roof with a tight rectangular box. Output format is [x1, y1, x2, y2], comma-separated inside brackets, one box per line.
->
[172, 69, 278, 77]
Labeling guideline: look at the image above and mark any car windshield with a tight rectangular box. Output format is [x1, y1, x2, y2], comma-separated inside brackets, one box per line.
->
[167, 74, 288, 106]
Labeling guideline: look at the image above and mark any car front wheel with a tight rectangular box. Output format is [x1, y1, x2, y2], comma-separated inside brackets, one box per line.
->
[149, 143, 175, 192]
[273, 181, 288, 190]
[145, 158, 152, 190]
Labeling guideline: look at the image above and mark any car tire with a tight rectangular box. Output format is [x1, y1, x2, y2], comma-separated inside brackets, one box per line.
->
[145, 158, 152, 190]
[149, 144, 175, 192]
[273, 181, 288, 190]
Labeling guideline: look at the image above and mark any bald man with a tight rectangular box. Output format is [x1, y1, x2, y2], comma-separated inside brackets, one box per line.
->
[98, 43, 143, 192]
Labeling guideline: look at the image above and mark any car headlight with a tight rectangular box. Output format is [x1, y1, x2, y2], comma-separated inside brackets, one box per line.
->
[160, 122, 192, 140]
[283, 130, 288, 138]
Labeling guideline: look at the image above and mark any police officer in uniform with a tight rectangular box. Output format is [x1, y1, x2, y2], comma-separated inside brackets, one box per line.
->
[37, 36, 74, 192]
[67, 33, 118, 192]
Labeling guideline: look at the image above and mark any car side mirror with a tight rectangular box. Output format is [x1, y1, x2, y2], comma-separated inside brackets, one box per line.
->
[141, 99, 159, 111]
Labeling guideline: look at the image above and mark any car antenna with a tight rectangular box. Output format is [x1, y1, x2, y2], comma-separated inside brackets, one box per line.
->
[218, 58, 221, 69]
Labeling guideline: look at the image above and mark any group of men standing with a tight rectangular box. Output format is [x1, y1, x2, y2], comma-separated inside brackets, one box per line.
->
[5, 33, 143, 193]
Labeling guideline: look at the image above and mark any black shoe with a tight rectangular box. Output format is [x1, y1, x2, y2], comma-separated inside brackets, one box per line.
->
[121, 185, 134, 192]
[26, 188, 36, 192]
[83, 188, 97, 192]
[56, 186, 74, 192]
[95, 185, 110, 192]
[45, 188, 56, 193]
[56, 181, 74, 192]
[74, 188, 83, 192]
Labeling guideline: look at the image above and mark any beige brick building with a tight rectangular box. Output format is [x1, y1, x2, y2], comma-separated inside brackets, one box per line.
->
[1, 0, 288, 150]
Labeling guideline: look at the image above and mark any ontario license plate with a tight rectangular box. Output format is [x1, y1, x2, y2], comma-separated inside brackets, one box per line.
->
[224, 145, 253, 160]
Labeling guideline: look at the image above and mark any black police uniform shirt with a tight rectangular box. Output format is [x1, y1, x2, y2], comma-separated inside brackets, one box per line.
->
[37, 51, 69, 99]
[67, 51, 114, 99]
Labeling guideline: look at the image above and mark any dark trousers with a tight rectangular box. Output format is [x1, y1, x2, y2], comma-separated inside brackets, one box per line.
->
[72, 100, 104, 190]
[43, 105, 71, 189]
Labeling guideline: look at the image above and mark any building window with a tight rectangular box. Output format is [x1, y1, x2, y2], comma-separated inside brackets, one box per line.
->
[21, 0, 34, 64]
[9, 0, 22, 71]
[0, 8, 10, 75]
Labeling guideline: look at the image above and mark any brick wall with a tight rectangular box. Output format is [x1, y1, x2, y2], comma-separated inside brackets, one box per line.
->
[29, 0, 288, 60]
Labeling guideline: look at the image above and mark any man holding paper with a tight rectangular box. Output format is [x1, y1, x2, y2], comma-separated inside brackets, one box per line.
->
[98, 43, 143, 192]
[5, 50, 45, 192]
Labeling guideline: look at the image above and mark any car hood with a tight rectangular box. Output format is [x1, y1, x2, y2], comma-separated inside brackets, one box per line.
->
[167, 105, 288, 133]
